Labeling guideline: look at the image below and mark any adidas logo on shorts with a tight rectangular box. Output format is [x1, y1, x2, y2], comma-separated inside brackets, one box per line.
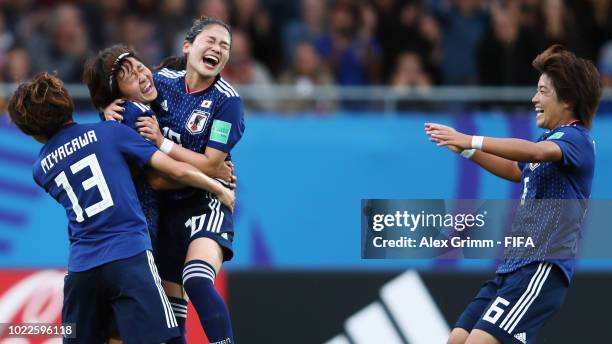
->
[513, 332, 527, 344]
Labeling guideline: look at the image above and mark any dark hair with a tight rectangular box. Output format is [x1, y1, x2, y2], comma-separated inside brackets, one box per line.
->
[155, 16, 231, 71]
[532, 44, 602, 128]
[8, 72, 74, 139]
[83, 44, 143, 109]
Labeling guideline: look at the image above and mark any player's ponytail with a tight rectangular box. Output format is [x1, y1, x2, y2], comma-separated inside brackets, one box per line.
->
[154, 55, 187, 72]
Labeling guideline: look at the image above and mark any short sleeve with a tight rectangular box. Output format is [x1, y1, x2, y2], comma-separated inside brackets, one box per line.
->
[122, 101, 155, 130]
[547, 127, 588, 168]
[207, 97, 245, 153]
[111, 122, 158, 167]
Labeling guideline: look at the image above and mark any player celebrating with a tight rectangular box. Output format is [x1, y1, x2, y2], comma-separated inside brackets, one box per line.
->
[426, 45, 601, 344]
[8, 72, 235, 343]
[105, 17, 243, 343]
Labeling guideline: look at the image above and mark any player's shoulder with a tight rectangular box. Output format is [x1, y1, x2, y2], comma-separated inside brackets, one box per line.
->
[155, 68, 186, 82]
[124, 100, 153, 114]
[547, 122, 592, 143]
[213, 77, 241, 101]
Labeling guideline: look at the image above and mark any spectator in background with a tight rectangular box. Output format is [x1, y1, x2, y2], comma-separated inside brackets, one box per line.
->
[222, 29, 274, 111]
[279, 41, 336, 113]
[121, 15, 162, 66]
[26, 4, 90, 83]
[567, 0, 612, 61]
[597, 41, 612, 113]
[539, 0, 582, 54]
[231, 0, 281, 76]
[197, 0, 230, 22]
[391, 51, 431, 90]
[3, 46, 31, 83]
[157, 0, 192, 57]
[283, 0, 327, 67]
[477, 2, 540, 86]
[0, 13, 15, 69]
[432, 0, 488, 85]
[315, 1, 382, 86]
[81, 0, 126, 52]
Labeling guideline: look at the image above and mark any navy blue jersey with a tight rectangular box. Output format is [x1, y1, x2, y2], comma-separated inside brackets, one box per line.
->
[115, 101, 160, 240]
[33, 122, 158, 272]
[497, 122, 595, 282]
[151, 68, 245, 199]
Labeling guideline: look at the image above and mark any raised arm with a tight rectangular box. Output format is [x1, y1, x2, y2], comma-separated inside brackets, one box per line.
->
[137, 115, 234, 182]
[148, 151, 235, 212]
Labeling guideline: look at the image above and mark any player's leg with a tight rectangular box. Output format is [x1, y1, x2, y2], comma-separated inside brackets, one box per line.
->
[472, 262, 567, 344]
[183, 236, 234, 343]
[465, 330, 501, 344]
[163, 281, 189, 344]
[448, 328, 470, 344]
[62, 268, 110, 343]
[108, 251, 180, 344]
[449, 278, 499, 344]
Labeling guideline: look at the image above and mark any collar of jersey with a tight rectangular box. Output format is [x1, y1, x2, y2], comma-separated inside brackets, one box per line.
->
[184, 74, 221, 95]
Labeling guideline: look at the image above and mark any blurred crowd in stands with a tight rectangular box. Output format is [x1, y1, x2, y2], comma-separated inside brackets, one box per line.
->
[0, 0, 611, 109]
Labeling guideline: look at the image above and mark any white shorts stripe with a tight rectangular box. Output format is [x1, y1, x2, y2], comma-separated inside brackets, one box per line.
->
[206, 199, 221, 233]
[146, 251, 177, 328]
[215, 211, 225, 233]
[499, 262, 549, 331]
[210, 199, 222, 233]
[507, 264, 552, 333]
[499, 263, 545, 329]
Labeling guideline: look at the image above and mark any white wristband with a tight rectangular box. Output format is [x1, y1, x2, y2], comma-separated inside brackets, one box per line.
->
[160, 138, 174, 154]
[471, 136, 484, 150]
[460, 149, 476, 159]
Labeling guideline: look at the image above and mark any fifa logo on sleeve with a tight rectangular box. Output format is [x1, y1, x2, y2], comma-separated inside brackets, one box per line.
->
[186, 109, 210, 134]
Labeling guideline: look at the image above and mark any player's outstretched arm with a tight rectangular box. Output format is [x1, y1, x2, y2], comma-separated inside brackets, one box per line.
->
[425, 123, 523, 182]
[426, 122, 563, 159]
[148, 151, 235, 212]
[137, 116, 234, 183]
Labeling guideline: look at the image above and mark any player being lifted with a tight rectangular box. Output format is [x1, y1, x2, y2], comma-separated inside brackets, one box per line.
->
[426, 45, 601, 344]
[104, 17, 244, 344]
[7, 73, 235, 343]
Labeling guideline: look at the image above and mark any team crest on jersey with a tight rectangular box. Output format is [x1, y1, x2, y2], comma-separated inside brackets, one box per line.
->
[201, 100, 212, 108]
[186, 109, 210, 134]
[529, 163, 540, 171]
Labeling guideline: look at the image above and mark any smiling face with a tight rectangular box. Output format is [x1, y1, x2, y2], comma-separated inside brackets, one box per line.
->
[183, 24, 231, 82]
[116, 57, 157, 104]
[532, 73, 573, 129]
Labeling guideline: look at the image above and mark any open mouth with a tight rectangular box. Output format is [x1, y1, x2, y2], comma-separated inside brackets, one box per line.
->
[142, 81, 153, 94]
[203, 55, 220, 68]
[535, 106, 544, 118]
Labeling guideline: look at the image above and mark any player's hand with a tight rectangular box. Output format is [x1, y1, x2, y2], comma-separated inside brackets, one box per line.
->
[103, 99, 125, 121]
[217, 186, 236, 213]
[425, 122, 472, 150]
[137, 115, 164, 147]
[225, 161, 238, 186]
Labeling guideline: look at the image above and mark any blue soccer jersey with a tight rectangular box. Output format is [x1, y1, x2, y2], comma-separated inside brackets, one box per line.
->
[33, 121, 158, 272]
[113, 101, 160, 239]
[151, 68, 245, 199]
[497, 122, 595, 282]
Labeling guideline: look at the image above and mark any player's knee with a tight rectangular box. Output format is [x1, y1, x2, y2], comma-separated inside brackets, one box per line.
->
[447, 328, 470, 344]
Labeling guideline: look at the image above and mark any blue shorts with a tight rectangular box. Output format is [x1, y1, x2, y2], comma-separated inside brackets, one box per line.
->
[455, 262, 567, 344]
[62, 251, 179, 344]
[157, 191, 234, 284]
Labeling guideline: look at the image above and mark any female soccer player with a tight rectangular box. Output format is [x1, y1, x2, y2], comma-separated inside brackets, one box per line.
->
[426, 45, 601, 344]
[105, 17, 244, 343]
[7, 72, 235, 343]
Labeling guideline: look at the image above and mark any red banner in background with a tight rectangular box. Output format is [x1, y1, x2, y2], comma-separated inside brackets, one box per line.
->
[0, 270, 65, 343]
[0, 270, 228, 344]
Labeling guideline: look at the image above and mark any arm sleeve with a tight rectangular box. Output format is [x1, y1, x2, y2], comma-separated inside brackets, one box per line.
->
[122, 101, 155, 130]
[207, 97, 245, 153]
[111, 122, 158, 167]
[547, 127, 587, 168]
